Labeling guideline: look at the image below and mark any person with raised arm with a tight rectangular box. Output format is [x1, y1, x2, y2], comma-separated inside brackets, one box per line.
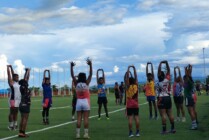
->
[18, 68, 31, 137]
[156, 60, 175, 134]
[125, 65, 140, 137]
[173, 66, 186, 122]
[71, 76, 77, 121]
[7, 65, 20, 131]
[96, 69, 109, 120]
[183, 64, 198, 130]
[42, 70, 52, 125]
[71, 58, 92, 139]
[145, 62, 158, 120]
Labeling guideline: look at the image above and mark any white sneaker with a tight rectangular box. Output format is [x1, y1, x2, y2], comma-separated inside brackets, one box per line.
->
[181, 117, 186, 122]
[175, 117, 180, 122]
[83, 133, 90, 139]
[72, 116, 75, 121]
[76, 133, 80, 139]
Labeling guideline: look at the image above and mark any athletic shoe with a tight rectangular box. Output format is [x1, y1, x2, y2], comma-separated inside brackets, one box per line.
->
[190, 126, 198, 130]
[8, 126, 13, 131]
[136, 130, 140, 137]
[76, 133, 80, 139]
[46, 120, 49, 125]
[72, 116, 75, 121]
[169, 129, 176, 134]
[149, 116, 153, 120]
[13, 125, 18, 131]
[98, 117, 101, 120]
[106, 117, 110, 120]
[129, 131, 134, 138]
[175, 117, 180, 122]
[160, 131, 168, 135]
[18, 133, 29, 138]
[181, 117, 186, 122]
[83, 133, 90, 139]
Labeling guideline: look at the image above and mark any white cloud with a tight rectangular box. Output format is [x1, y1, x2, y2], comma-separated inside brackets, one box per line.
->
[0, 54, 8, 80]
[13, 59, 25, 77]
[113, 65, 119, 73]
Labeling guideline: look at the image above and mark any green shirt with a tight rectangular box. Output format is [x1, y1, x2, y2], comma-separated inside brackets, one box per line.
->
[184, 79, 194, 98]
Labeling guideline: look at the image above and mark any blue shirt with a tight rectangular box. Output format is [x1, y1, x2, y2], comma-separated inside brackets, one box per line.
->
[174, 82, 183, 96]
[42, 83, 52, 99]
[97, 84, 106, 97]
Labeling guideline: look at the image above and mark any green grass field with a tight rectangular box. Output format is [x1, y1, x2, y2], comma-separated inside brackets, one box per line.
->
[0, 92, 209, 140]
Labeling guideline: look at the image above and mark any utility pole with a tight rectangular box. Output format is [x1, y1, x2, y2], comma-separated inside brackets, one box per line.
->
[203, 48, 206, 84]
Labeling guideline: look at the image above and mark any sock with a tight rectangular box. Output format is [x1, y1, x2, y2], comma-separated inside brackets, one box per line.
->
[192, 120, 197, 127]
[10, 122, 13, 127]
[14, 121, 18, 126]
[76, 128, 80, 134]
[84, 129, 88, 134]
[162, 124, 166, 132]
[171, 122, 174, 130]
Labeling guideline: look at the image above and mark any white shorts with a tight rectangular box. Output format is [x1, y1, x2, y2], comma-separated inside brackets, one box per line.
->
[76, 99, 90, 111]
[8, 99, 21, 108]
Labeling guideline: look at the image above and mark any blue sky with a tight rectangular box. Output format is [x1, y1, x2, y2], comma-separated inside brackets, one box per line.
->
[0, 0, 209, 89]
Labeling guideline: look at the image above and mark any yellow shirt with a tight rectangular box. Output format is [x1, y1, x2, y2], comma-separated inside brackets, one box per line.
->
[126, 85, 138, 98]
[145, 81, 155, 96]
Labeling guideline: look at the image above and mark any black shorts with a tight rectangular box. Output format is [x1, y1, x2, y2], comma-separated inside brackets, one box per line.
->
[115, 93, 120, 99]
[97, 97, 107, 104]
[127, 108, 139, 116]
[185, 96, 195, 107]
[157, 96, 172, 109]
[72, 98, 77, 107]
[173, 96, 184, 104]
[19, 103, 30, 113]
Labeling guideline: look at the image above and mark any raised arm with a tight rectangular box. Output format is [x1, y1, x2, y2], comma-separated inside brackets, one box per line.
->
[24, 68, 31, 82]
[132, 65, 138, 84]
[7, 65, 13, 86]
[101, 69, 105, 84]
[188, 64, 192, 77]
[146, 62, 149, 77]
[86, 59, 93, 85]
[174, 67, 177, 81]
[164, 60, 170, 75]
[151, 62, 154, 79]
[158, 62, 162, 77]
[70, 62, 77, 86]
[47, 70, 51, 82]
[96, 69, 100, 85]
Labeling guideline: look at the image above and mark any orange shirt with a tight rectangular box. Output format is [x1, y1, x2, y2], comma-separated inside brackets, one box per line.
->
[145, 80, 155, 96]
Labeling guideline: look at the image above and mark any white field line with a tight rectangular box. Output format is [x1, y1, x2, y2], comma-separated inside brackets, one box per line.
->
[1, 102, 148, 140]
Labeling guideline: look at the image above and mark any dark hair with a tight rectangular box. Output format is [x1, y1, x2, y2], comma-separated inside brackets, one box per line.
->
[19, 79, 28, 87]
[129, 77, 135, 85]
[45, 77, 50, 81]
[158, 71, 165, 82]
[78, 73, 86, 83]
[147, 73, 153, 77]
[115, 82, 118, 85]
[13, 74, 18, 77]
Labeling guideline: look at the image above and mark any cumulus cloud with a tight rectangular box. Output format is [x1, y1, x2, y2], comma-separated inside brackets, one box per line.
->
[0, 54, 8, 80]
[0, 1, 126, 34]
[113, 65, 119, 73]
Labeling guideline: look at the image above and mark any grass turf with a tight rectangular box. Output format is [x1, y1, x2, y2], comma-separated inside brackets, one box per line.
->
[0, 92, 209, 140]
